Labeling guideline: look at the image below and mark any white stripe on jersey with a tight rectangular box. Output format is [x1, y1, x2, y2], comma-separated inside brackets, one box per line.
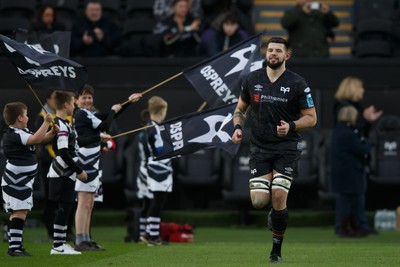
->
[11, 127, 31, 145]
[83, 109, 102, 129]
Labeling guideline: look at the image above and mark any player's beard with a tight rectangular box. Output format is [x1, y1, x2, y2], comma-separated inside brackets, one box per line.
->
[266, 57, 284, 70]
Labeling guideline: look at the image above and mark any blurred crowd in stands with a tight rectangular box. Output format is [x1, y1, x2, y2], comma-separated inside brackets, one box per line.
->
[1, 0, 400, 58]
[0, 0, 254, 58]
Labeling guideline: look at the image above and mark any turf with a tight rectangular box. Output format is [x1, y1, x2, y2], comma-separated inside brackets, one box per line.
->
[0, 226, 399, 266]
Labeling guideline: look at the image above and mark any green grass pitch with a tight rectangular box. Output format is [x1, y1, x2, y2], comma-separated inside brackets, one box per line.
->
[0, 226, 399, 266]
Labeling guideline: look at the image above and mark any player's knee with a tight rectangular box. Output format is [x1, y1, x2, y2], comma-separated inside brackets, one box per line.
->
[251, 194, 269, 209]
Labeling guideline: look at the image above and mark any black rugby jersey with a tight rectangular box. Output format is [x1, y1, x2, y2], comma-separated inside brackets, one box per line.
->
[2, 127, 36, 166]
[241, 68, 315, 148]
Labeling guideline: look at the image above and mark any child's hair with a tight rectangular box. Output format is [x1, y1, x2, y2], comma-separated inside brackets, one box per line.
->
[77, 84, 95, 97]
[222, 12, 239, 25]
[337, 105, 358, 126]
[148, 96, 168, 115]
[53, 90, 75, 110]
[3, 102, 27, 125]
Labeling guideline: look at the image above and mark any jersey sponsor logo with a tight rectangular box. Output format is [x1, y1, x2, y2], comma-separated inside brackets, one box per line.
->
[254, 84, 263, 91]
[306, 93, 314, 107]
[260, 95, 288, 103]
[253, 93, 260, 102]
[250, 168, 257, 175]
[280, 87, 290, 94]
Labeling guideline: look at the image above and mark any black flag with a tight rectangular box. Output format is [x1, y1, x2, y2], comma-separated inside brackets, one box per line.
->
[15, 30, 71, 58]
[183, 33, 264, 107]
[0, 34, 87, 91]
[154, 103, 239, 160]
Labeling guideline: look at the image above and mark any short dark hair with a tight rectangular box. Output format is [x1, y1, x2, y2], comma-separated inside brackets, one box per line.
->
[222, 12, 239, 25]
[266, 37, 290, 51]
[77, 84, 95, 97]
[3, 102, 27, 125]
[53, 90, 75, 110]
[173, 0, 189, 6]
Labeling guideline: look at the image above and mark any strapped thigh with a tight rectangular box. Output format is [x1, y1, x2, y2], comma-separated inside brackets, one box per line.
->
[249, 178, 270, 193]
[271, 173, 293, 193]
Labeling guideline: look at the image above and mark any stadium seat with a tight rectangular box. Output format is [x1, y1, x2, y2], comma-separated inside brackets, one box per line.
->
[356, 0, 397, 21]
[352, 0, 396, 58]
[122, 135, 141, 203]
[0, 0, 35, 19]
[119, 16, 160, 57]
[369, 115, 400, 184]
[353, 18, 393, 58]
[126, 0, 154, 18]
[317, 130, 335, 206]
[175, 148, 222, 187]
[98, 0, 121, 26]
[221, 142, 251, 204]
[295, 128, 325, 185]
[0, 17, 31, 38]
[122, 17, 155, 37]
[100, 121, 127, 184]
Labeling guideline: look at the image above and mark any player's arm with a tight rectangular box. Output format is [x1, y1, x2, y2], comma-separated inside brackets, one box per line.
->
[277, 108, 317, 136]
[295, 107, 317, 131]
[27, 113, 52, 145]
[232, 96, 249, 144]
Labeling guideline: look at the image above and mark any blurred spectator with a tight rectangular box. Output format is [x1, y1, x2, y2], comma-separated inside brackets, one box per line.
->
[202, 0, 255, 35]
[155, 0, 201, 58]
[331, 105, 372, 237]
[201, 12, 249, 56]
[154, 0, 203, 24]
[333, 76, 383, 137]
[32, 5, 65, 33]
[281, 0, 339, 58]
[70, 0, 121, 57]
[332, 76, 383, 237]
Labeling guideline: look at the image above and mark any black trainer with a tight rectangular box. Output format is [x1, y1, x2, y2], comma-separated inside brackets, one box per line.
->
[7, 247, 32, 256]
[269, 253, 282, 263]
[147, 237, 169, 246]
[75, 241, 96, 251]
[90, 241, 107, 251]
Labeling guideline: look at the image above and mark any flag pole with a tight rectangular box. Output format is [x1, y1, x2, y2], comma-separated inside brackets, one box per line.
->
[121, 72, 183, 106]
[25, 82, 47, 113]
[197, 101, 207, 112]
[110, 124, 155, 139]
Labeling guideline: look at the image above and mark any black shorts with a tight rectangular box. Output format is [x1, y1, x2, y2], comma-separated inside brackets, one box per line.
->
[249, 143, 301, 178]
[48, 177, 76, 204]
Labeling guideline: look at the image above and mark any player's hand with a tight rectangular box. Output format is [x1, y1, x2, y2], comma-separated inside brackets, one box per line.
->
[100, 132, 111, 140]
[50, 124, 60, 135]
[128, 93, 142, 103]
[77, 170, 88, 182]
[232, 129, 243, 144]
[111, 104, 122, 113]
[44, 113, 53, 123]
[277, 120, 290, 136]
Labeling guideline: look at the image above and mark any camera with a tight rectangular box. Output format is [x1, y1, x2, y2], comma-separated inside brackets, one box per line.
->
[310, 1, 320, 10]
